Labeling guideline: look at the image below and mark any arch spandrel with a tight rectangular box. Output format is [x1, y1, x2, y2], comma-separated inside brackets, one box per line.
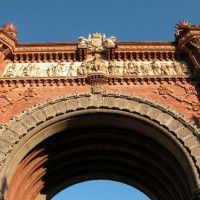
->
[0, 90, 200, 199]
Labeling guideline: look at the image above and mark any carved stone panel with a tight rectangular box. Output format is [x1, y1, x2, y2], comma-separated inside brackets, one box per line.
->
[2, 58, 190, 78]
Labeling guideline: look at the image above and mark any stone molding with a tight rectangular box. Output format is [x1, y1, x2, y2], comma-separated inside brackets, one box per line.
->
[0, 75, 192, 88]
[0, 90, 199, 175]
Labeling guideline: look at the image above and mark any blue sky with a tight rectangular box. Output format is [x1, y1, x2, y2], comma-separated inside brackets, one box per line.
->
[1, 0, 200, 43]
[1, 0, 200, 199]
[52, 180, 150, 200]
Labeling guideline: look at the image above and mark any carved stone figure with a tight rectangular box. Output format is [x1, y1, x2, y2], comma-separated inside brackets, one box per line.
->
[78, 36, 88, 47]
[127, 62, 136, 75]
[29, 64, 37, 77]
[5, 64, 16, 77]
[181, 63, 188, 74]
[17, 65, 24, 77]
[116, 65, 124, 75]
[36, 66, 42, 77]
[92, 56, 100, 71]
[152, 61, 161, 75]
[85, 63, 91, 75]
[77, 62, 84, 75]
[122, 61, 129, 75]
[22, 65, 29, 77]
[167, 64, 176, 75]
[67, 63, 77, 76]
[47, 64, 55, 77]
[55, 62, 65, 76]
[161, 63, 169, 75]
[77, 61, 88, 75]
[141, 63, 152, 75]
[173, 61, 182, 75]
[108, 61, 116, 75]
[104, 36, 116, 46]
[98, 60, 108, 73]
[134, 64, 143, 75]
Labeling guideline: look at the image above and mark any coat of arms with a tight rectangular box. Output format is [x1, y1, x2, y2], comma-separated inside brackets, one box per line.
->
[91, 33, 102, 47]
[78, 33, 116, 51]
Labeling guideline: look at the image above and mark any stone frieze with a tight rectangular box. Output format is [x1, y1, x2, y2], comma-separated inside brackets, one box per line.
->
[2, 57, 190, 78]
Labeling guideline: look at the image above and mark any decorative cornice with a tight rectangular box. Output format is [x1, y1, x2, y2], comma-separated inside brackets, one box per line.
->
[15, 45, 77, 52]
[0, 75, 192, 87]
[116, 45, 177, 51]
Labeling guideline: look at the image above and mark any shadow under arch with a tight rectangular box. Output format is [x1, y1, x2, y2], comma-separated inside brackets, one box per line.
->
[0, 91, 200, 200]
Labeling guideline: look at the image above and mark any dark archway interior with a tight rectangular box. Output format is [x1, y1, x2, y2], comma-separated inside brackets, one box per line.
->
[6, 112, 194, 200]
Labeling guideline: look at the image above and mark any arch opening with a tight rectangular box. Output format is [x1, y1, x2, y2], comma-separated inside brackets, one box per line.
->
[4, 110, 198, 200]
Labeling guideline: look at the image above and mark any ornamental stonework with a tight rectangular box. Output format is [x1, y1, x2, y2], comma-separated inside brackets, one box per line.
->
[2, 57, 190, 78]
[78, 33, 116, 51]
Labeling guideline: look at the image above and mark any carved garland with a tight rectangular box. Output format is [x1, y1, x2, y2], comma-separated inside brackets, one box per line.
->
[0, 91, 199, 176]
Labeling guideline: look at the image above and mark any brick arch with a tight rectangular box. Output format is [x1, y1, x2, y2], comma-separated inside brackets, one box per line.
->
[0, 90, 200, 199]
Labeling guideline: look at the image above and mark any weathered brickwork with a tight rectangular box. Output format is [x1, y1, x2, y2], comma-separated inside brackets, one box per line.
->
[0, 77, 198, 126]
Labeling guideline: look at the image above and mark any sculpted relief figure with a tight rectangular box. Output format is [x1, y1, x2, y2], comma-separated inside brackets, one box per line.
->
[161, 63, 170, 75]
[173, 61, 188, 75]
[103, 35, 116, 46]
[180, 63, 188, 74]
[108, 61, 116, 75]
[78, 36, 88, 47]
[47, 64, 55, 77]
[168, 64, 176, 75]
[29, 64, 37, 77]
[77, 61, 86, 75]
[99, 60, 107, 73]
[55, 62, 66, 76]
[134, 64, 142, 75]
[123, 61, 129, 75]
[115, 65, 124, 75]
[127, 62, 137, 75]
[152, 60, 161, 75]
[77, 57, 108, 75]
[67, 63, 77, 76]
[22, 65, 29, 77]
[173, 61, 183, 75]
[140, 63, 153, 75]
[5, 64, 16, 77]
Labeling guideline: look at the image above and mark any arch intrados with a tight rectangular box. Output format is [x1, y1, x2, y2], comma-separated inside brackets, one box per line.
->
[2, 109, 197, 186]
[4, 109, 194, 199]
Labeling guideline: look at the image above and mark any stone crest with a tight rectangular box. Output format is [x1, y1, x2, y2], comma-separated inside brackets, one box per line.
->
[91, 33, 102, 47]
[78, 33, 116, 51]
